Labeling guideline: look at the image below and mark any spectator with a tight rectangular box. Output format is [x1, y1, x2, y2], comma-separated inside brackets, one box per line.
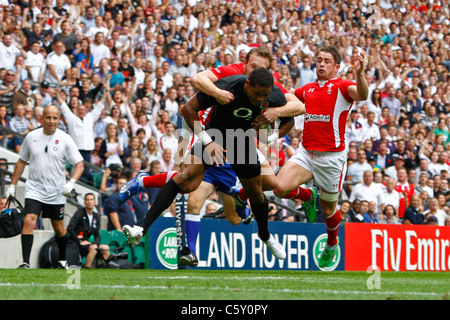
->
[373, 141, 395, 171]
[53, 20, 79, 58]
[9, 104, 31, 152]
[378, 204, 401, 224]
[394, 167, 416, 219]
[24, 41, 45, 83]
[0, 105, 12, 147]
[159, 148, 174, 173]
[382, 177, 401, 212]
[0, 195, 7, 210]
[403, 194, 426, 225]
[67, 193, 110, 269]
[346, 149, 372, 192]
[298, 56, 315, 88]
[363, 201, 379, 223]
[105, 175, 144, 231]
[423, 197, 447, 226]
[122, 136, 144, 169]
[385, 154, 405, 180]
[72, 37, 94, 75]
[0, 34, 26, 70]
[99, 123, 124, 168]
[90, 32, 110, 68]
[0, 70, 18, 115]
[11, 79, 36, 110]
[349, 170, 385, 215]
[339, 200, 352, 223]
[43, 41, 71, 87]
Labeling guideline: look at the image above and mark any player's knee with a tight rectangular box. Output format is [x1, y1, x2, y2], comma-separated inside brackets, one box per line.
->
[187, 200, 201, 214]
[174, 171, 190, 187]
[23, 214, 37, 230]
[273, 187, 287, 198]
[248, 193, 265, 204]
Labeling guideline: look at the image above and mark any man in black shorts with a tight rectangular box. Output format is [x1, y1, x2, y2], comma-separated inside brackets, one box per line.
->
[123, 68, 287, 259]
[7, 105, 84, 269]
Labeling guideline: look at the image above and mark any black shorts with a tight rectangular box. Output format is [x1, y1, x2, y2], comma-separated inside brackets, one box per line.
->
[189, 133, 261, 180]
[24, 198, 65, 221]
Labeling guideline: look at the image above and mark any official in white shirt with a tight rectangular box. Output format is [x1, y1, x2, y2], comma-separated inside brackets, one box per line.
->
[7, 105, 84, 269]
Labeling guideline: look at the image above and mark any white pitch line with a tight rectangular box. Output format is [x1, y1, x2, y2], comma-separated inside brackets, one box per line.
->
[0, 282, 444, 297]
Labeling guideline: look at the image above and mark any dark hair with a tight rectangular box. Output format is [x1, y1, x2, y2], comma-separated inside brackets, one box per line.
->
[248, 67, 274, 88]
[84, 192, 96, 200]
[318, 46, 342, 64]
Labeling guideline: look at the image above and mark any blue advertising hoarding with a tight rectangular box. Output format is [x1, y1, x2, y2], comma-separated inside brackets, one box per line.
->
[148, 217, 345, 271]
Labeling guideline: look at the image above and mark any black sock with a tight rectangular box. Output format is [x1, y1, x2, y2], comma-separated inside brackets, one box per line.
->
[250, 196, 270, 242]
[56, 233, 69, 261]
[141, 179, 181, 235]
[21, 234, 34, 265]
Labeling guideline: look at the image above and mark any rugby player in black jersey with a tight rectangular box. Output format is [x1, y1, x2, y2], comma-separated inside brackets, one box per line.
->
[122, 67, 289, 259]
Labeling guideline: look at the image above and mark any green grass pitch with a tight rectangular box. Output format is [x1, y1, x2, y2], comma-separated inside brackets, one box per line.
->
[0, 269, 448, 300]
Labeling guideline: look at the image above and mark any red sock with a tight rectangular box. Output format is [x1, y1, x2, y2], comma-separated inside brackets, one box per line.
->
[142, 171, 178, 188]
[238, 188, 248, 201]
[284, 187, 312, 202]
[325, 210, 341, 246]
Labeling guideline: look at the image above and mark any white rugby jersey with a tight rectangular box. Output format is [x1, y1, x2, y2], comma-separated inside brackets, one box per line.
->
[19, 128, 83, 204]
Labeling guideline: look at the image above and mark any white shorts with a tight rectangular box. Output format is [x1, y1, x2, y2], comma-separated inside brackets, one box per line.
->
[288, 144, 348, 193]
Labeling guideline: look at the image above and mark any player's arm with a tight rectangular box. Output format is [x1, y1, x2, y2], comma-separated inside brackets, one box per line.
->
[6, 158, 27, 197]
[180, 94, 204, 135]
[256, 92, 305, 127]
[70, 161, 84, 183]
[348, 50, 369, 101]
[190, 69, 235, 105]
[180, 94, 226, 166]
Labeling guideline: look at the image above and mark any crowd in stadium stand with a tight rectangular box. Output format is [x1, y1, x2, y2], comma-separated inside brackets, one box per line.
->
[0, 0, 449, 228]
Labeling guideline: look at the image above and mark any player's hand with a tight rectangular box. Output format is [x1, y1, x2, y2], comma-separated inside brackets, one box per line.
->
[6, 185, 16, 198]
[215, 89, 235, 105]
[204, 142, 226, 167]
[354, 49, 367, 74]
[62, 180, 75, 197]
[255, 108, 279, 128]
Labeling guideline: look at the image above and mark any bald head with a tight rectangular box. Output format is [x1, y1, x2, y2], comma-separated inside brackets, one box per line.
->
[43, 105, 61, 135]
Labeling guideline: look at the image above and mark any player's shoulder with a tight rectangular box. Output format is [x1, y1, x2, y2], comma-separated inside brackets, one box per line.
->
[211, 63, 244, 78]
[333, 78, 356, 87]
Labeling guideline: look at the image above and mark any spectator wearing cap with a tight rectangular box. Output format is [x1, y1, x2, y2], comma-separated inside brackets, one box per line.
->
[385, 153, 405, 180]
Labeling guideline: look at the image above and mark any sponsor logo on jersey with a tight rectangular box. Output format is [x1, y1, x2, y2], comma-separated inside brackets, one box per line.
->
[305, 113, 330, 122]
